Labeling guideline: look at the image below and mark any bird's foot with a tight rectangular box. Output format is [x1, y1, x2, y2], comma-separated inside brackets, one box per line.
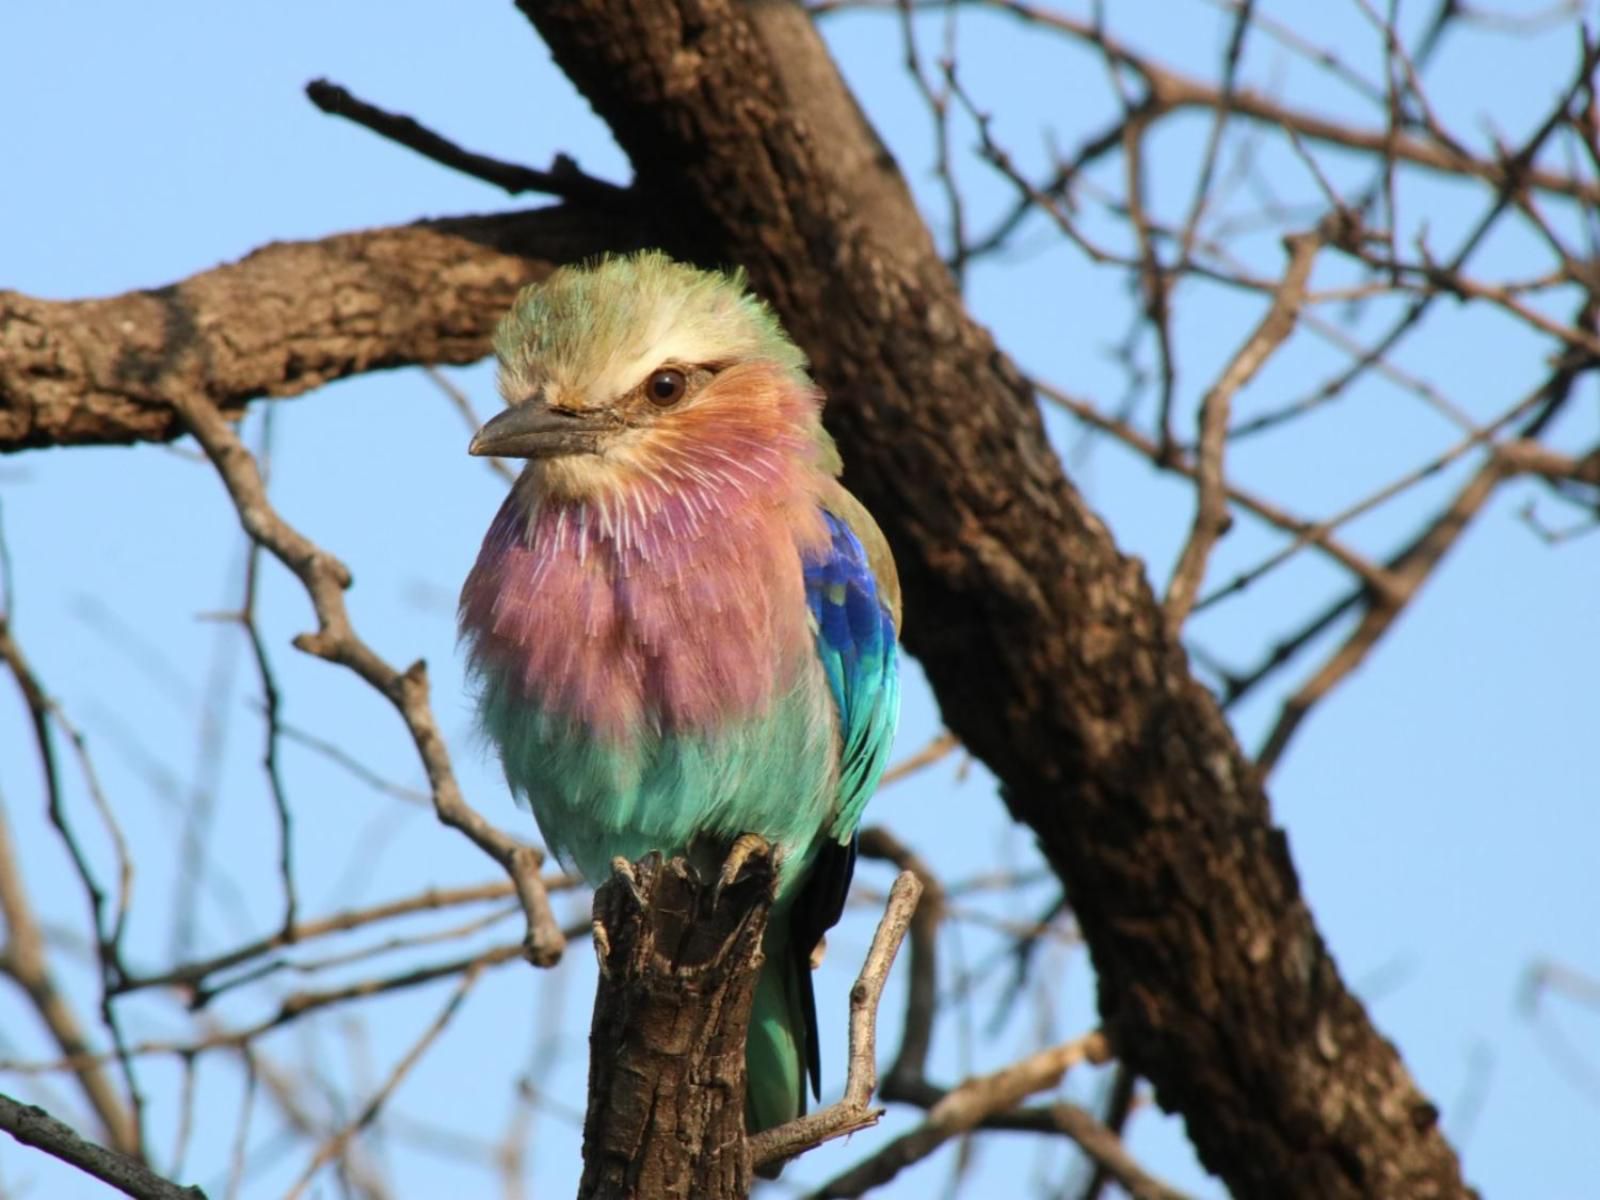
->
[712, 832, 772, 906]
[810, 933, 828, 969]
[609, 855, 647, 907]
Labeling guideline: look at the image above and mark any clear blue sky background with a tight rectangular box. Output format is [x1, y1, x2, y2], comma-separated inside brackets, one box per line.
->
[2, 4, 1596, 1198]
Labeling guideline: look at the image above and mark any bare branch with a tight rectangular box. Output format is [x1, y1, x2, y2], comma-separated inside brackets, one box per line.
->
[0, 1093, 205, 1200]
[164, 387, 565, 966]
[305, 79, 631, 206]
[0, 625, 139, 1155]
[1164, 228, 1321, 628]
[747, 870, 923, 1171]
[814, 1030, 1112, 1197]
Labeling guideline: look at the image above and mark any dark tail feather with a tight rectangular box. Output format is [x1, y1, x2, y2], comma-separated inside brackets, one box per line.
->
[746, 835, 858, 1139]
[790, 834, 857, 1098]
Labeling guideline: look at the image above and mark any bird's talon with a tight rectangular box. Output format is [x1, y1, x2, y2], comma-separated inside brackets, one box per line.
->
[713, 832, 771, 905]
[610, 856, 645, 904]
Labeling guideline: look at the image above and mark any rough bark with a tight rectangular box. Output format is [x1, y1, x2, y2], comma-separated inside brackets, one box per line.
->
[581, 852, 773, 1200]
[524, 4, 1472, 1197]
[0, 207, 633, 451]
[0, 3, 1478, 1196]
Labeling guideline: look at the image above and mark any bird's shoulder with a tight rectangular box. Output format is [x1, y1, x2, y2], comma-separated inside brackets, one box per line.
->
[813, 478, 901, 634]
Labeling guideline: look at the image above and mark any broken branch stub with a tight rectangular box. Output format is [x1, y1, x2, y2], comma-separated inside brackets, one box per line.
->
[579, 849, 776, 1200]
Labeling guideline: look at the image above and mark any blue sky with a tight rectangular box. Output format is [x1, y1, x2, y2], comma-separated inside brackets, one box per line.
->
[2, 3, 1596, 1198]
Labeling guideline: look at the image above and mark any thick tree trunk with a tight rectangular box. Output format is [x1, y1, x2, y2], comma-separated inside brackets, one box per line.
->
[580, 851, 773, 1200]
[523, 3, 1472, 1197]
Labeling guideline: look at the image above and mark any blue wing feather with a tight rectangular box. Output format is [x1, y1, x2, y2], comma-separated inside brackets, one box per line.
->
[786, 507, 899, 1102]
[802, 509, 900, 844]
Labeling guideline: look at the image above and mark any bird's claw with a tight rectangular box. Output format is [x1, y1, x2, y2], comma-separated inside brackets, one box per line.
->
[712, 833, 771, 906]
[609, 855, 646, 906]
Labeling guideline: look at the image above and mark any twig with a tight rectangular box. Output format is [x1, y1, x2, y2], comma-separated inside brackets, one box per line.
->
[888, 1074, 1192, 1200]
[425, 367, 516, 484]
[813, 1030, 1112, 1197]
[165, 386, 565, 967]
[877, 730, 961, 788]
[856, 828, 943, 1094]
[305, 79, 631, 207]
[282, 965, 482, 1199]
[239, 406, 298, 936]
[1073, 1062, 1141, 1200]
[1034, 380, 1394, 598]
[267, 712, 431, 807]
[0, 638, 139, 1154]
[896, 3, 969, 281]
[114, 880, 542, 997]
[1163, 228, 1321, 628]
[2, 944, 525, 1073]
[0, 1092, 205, 1200]
[1254, 453, 1505, 771]
[746, 870, 924, 1171]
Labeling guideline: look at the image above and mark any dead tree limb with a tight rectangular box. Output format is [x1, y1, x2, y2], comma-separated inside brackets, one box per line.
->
[580, 851, 773, 1200]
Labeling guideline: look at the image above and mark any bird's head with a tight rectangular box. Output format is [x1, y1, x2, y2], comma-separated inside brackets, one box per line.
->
[472, 252, 835, 502]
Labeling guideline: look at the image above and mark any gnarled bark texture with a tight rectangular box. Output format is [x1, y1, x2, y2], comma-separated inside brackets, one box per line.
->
[581, 852, 772, 1200]
[0, 208, 632, 451]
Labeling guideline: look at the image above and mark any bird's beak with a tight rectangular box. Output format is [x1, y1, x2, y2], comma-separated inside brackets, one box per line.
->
[468, 402, 620, 459]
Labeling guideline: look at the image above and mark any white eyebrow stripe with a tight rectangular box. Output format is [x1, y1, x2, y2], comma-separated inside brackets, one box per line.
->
[587, 327, 733, 405]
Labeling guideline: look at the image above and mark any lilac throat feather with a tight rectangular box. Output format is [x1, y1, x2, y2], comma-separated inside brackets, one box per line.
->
[459, 365, 834, 741]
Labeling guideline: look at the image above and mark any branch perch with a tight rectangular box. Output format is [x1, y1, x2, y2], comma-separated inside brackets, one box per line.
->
[579, 848, 775, 1200]
[0, 1092, 205, 1200]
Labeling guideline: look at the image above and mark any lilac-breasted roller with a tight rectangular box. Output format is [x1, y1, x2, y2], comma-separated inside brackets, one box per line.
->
[458, 252, 901, 1131]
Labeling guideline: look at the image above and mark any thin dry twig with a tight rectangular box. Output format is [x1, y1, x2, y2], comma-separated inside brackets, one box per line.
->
[282, 964, 483, 1199]
[746, 870, 924, 1171]
[1, 944, 526, 1075]
[878, 730, 961, 788]
[857, 828, 944, 1094]
[814, 1030, 1113, 1197]
[1163, 228, 1321, 628]
[114, 880, 548, 998]
[0, 625, 140, 1156]
[165, 386, 565, 967]
[305, 79, 630, 207]
[238, 407, 298, 937]
[427, 366, 517, 485]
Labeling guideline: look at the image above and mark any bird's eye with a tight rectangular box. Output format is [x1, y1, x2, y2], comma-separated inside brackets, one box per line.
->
[645, 368, 688, 407]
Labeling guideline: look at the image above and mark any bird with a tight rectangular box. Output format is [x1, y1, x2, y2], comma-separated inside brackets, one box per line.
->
[458, 251, 901, 1133]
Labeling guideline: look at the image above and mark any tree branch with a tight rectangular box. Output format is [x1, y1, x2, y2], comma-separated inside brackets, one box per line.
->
[0, 206, 639, 452]
[747, 870, 922, 1171]
[1163, 228, 1321, 628]
[305, 79, 632, 206]
[0, 1092, 205, 1200]
[579, 850, 774, 1200]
